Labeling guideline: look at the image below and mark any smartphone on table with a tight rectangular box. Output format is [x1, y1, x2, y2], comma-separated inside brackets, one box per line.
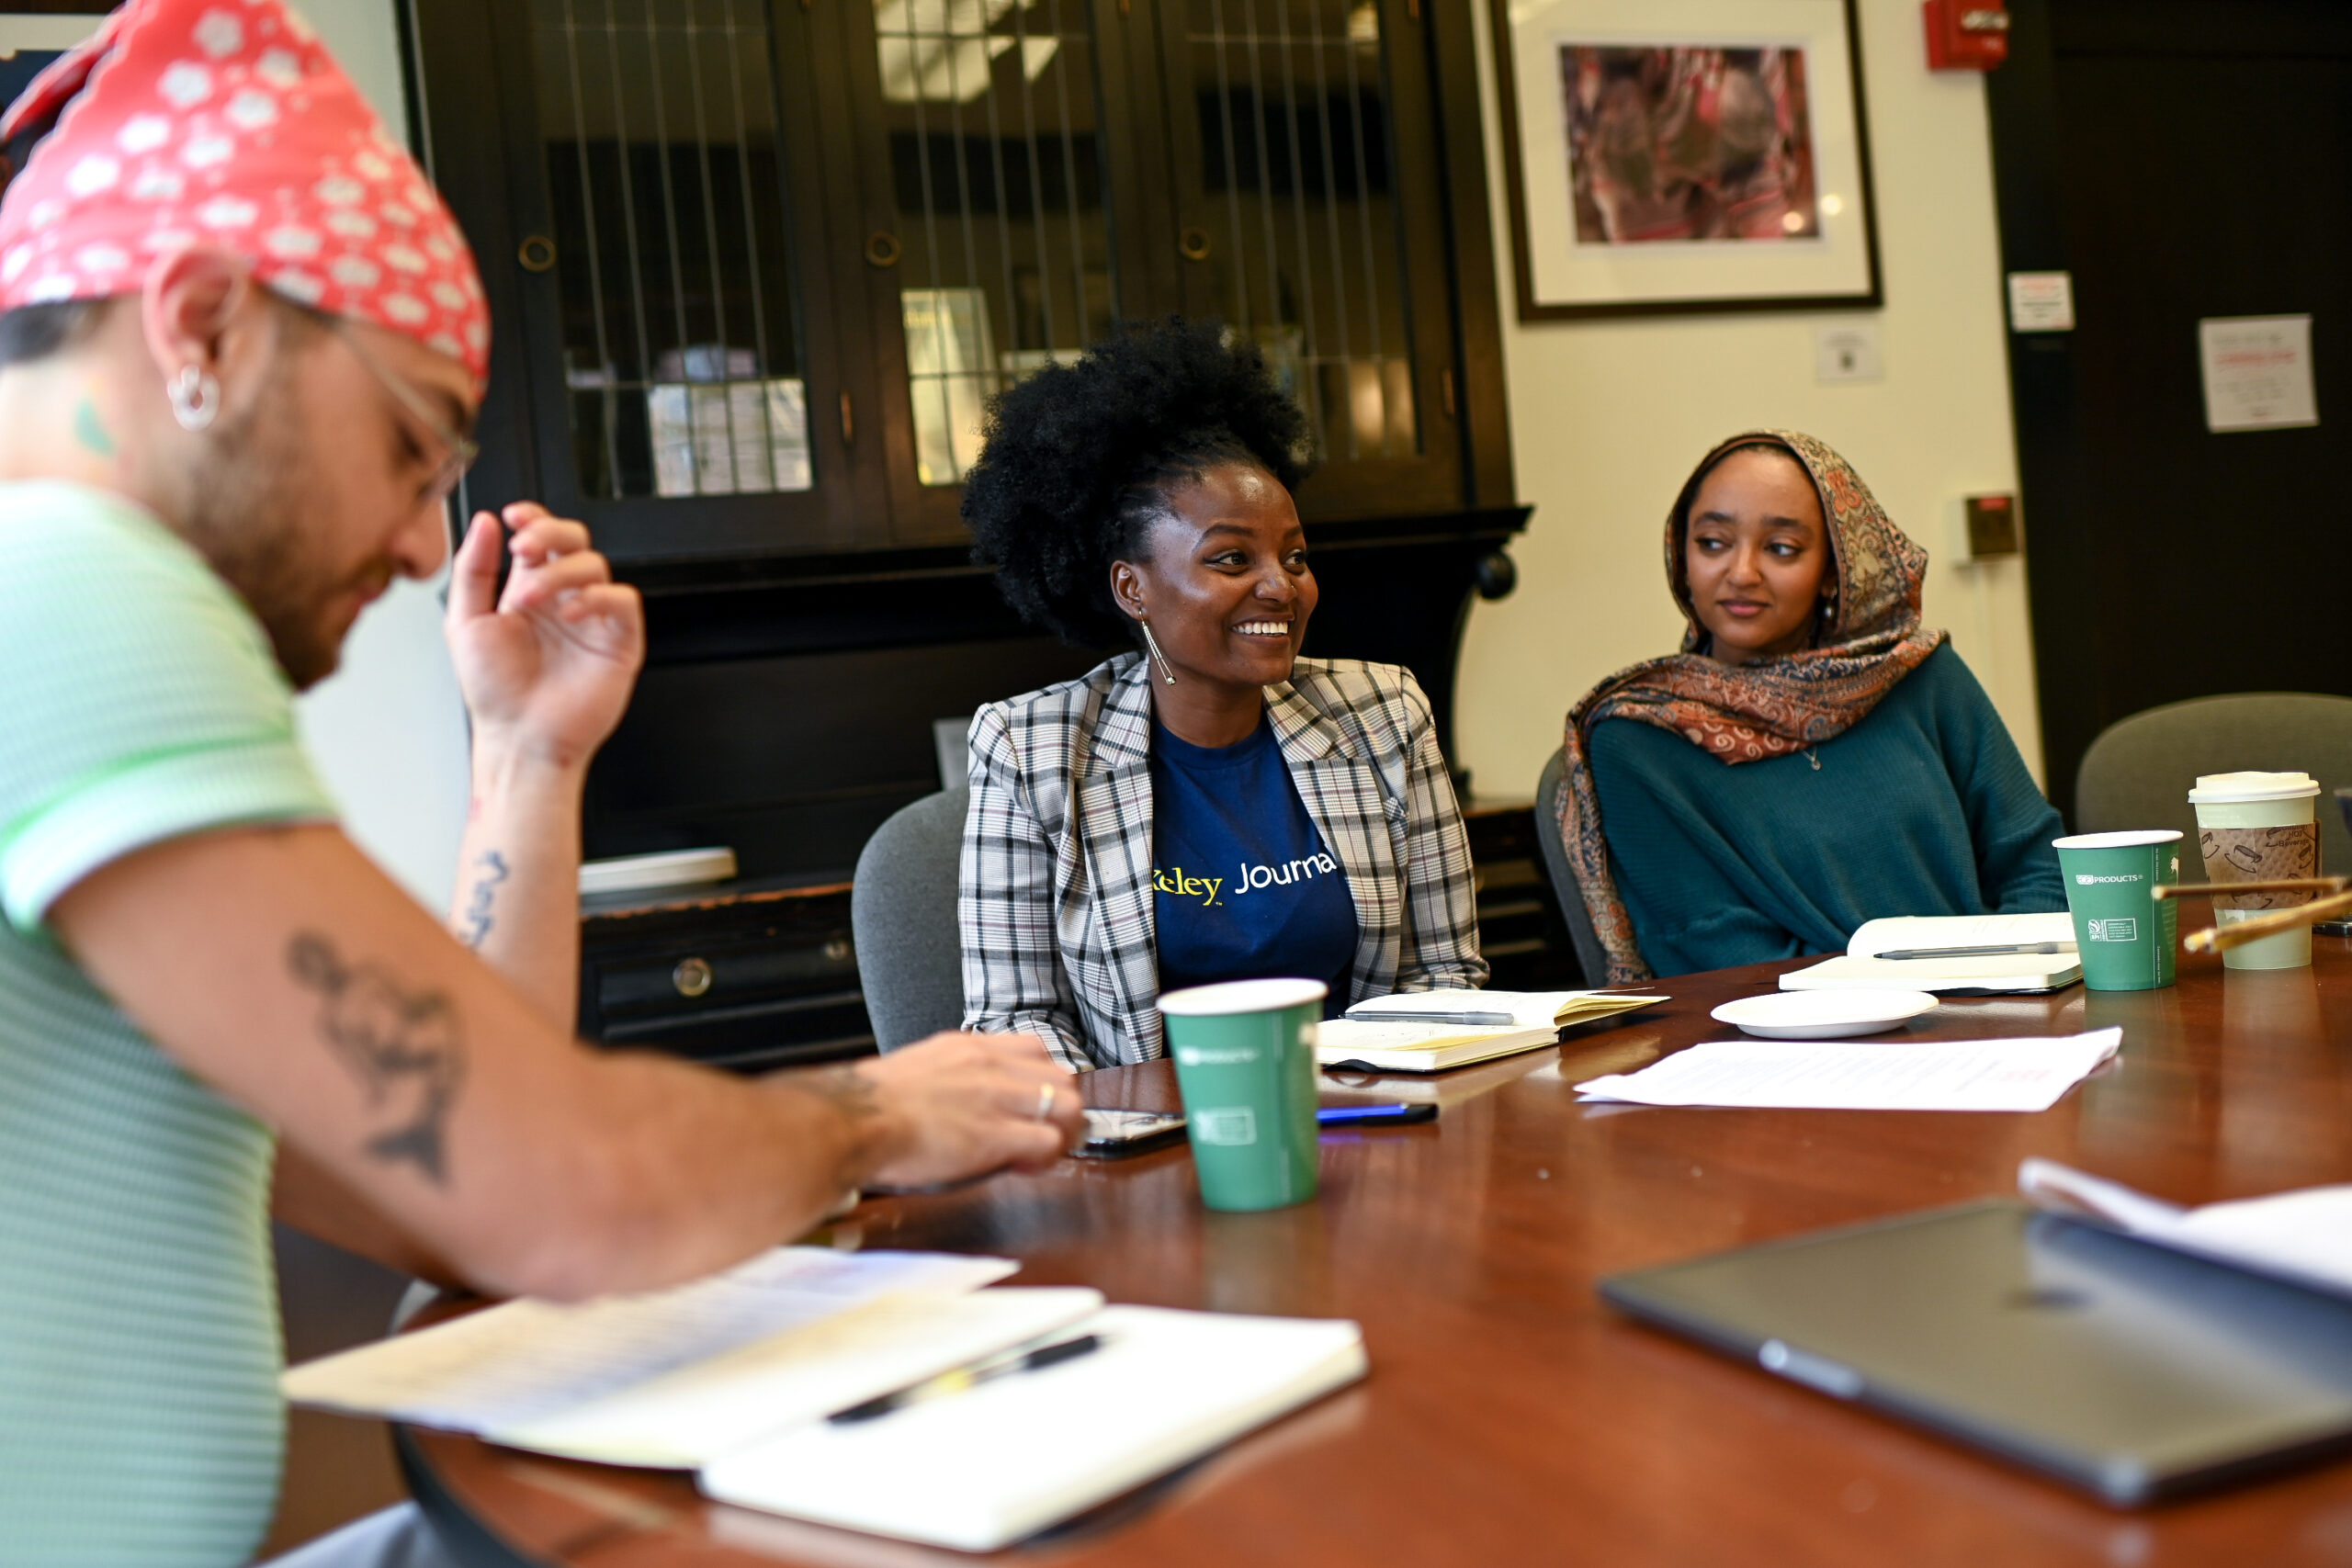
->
[1077, 1110, 1190, 1158]
[1079, 1103, 1437, 1157]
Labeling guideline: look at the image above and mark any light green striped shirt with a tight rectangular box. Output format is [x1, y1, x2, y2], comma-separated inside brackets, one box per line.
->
[0, 482, 338, 1565]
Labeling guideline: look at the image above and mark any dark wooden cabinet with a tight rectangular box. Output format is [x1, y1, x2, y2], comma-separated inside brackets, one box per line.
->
[403, 0, 1528, 950]
[408, 0, 1513, 569]
[578, 876, 870, 1068]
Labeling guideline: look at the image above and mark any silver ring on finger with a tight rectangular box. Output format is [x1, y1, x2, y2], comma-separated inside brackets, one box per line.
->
[1034, 1082, 1056, 1122]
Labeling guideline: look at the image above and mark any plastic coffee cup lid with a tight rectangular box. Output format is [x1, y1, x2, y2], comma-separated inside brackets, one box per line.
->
[1159, 977, 1329, 1016]
[2188, 771, 2320, 803]
[2052, 829, 2182, 849]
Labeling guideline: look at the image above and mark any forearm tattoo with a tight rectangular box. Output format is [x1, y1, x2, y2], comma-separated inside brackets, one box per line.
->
[458, 850, 510, 950]
[288, 932, 468, 1185]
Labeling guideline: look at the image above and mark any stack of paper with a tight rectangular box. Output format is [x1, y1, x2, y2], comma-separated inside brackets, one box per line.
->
[1314, 1017, 1558, 1073]
[1573, 1028, 2121, 1112]
[1320, 989, 1668, 1072]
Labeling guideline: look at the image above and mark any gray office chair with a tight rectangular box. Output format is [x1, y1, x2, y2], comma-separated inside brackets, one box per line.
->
[1534, 749, 1614, 987]
[852, 787, 972, 1052]
[2074, 693, 2352, 874]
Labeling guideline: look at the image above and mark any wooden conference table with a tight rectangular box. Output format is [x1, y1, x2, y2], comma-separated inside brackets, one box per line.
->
[402, 919, 2352, 1567]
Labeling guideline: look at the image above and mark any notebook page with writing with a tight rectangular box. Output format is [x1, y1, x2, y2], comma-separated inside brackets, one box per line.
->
[281, 1248, 1015, 1438]
[486, 1287, 1104, 1467]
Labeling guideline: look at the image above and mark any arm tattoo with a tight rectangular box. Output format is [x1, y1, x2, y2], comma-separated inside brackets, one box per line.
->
[288, 932, 468, 1185]
[458, 851, 510, 950]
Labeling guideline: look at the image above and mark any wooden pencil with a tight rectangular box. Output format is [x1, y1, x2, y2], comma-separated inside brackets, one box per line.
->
[2182, 886, 2352, 953]
[2153, 875, 2349, 902]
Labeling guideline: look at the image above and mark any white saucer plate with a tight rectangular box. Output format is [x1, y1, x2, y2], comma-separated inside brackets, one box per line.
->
[1710, 989, 1941, 1040]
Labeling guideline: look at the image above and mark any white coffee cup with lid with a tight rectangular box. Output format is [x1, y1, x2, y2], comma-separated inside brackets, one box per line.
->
[2188, 771, 2322, 970]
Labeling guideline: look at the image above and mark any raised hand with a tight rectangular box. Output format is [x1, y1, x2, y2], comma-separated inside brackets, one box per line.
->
[444, 502, 645, 770]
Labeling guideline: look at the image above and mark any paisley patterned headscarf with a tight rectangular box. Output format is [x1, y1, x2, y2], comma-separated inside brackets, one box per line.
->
[1556, 430, 1948, 983]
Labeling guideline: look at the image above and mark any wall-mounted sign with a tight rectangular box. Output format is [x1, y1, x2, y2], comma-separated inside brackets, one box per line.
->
[2007, 271, 2075, 333]
[1814, 320, 1883, 383]
[2198, 315, 2317, 434]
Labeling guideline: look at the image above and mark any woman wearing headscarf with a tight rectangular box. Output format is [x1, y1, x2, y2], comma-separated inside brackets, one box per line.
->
[1557, 430, 2064, 982]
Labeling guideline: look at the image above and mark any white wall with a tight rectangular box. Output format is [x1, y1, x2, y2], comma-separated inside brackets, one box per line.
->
[289, 0, 470, 912]
[1456, 0, 2045, 804]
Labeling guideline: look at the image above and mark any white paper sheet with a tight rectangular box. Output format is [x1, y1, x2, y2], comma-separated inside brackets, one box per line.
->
[280, 1247, 1015, 1434]
[1574, 1029, 2121, 1111]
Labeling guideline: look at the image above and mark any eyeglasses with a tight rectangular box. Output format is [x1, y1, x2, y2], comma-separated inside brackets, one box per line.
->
[325, 316, 480, 505]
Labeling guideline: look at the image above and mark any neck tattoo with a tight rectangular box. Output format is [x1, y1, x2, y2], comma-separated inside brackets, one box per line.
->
[73, 398, 115, 458]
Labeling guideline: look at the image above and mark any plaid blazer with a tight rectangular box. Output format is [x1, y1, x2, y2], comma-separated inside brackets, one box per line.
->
[960, 652, 1486, 1070]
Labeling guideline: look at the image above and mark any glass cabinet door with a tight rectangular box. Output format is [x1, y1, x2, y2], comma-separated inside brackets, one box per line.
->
[1153, 0, 1461, 516]
[503, 0, 858, 558]
[830, 0, 1135, 543]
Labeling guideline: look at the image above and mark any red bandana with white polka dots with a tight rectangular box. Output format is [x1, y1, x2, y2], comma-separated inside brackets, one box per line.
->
[0, 0, 489, 388]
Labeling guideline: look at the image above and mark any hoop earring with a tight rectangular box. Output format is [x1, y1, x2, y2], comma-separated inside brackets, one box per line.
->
[169, 364, 220, 433]
[1137, 619, 1177, 686]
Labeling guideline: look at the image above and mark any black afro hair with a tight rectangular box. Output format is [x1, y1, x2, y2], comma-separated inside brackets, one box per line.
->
[962, 316, 1312, 649]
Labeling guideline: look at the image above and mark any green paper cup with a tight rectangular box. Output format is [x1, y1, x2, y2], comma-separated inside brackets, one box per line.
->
[2052, 830, 2182, 990]
[1159, 978, 1325, 1213]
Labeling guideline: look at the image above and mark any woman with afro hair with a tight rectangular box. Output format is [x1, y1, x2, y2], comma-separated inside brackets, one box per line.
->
[957, 319, 1486, 1071]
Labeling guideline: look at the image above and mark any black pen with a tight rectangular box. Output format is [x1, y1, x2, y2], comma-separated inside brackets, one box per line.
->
[826, 1334, 1103, 1425]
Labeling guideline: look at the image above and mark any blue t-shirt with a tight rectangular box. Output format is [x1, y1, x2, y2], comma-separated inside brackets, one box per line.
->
[1150, 716, 1360, 1015]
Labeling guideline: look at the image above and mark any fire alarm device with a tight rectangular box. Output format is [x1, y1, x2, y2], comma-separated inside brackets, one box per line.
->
[1924, 0, 2009, 71]
[1949, 493, 2021, 561]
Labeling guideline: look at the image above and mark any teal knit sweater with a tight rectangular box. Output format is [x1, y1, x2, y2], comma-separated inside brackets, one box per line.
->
[1589, 644, 2066, 977]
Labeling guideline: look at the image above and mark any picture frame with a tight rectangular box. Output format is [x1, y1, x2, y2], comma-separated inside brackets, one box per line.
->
[1488, 0, 1883, 321]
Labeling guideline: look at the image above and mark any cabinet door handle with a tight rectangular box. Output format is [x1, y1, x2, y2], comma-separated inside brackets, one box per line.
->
[864, 231, 902, 268]
[1178, 227, 1212, 262]
[672, 957, 714, 998]
[839, 390, 854, 445]
[517, 234, 558, 273]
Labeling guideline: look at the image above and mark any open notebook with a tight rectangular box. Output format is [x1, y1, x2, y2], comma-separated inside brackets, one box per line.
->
[1780, 913, 2080, 994]
[283, 1247, 1364, 1550]
[701, 1306, 1366, 1551]
[1318, 989, 1668, 1072]
[1343, 988, 1668, 1030]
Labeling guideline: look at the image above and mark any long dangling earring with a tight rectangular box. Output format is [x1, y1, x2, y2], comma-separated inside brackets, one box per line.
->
[1138, 619, 1177, 685]
[169, 364, 220, 433]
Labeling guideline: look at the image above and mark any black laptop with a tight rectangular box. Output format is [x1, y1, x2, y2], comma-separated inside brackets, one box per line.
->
[1601, 1201, 2352, 1505]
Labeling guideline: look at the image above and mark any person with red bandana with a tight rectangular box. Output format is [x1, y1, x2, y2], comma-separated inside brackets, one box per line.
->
[0, 3, 1082, 1562]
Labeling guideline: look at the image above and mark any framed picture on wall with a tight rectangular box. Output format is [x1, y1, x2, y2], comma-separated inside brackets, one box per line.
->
[1490, 0, 1883, 321]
